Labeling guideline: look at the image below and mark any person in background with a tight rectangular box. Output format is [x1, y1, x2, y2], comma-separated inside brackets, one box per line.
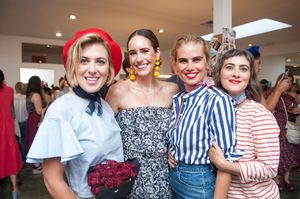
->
[57, 75, 70, 99]
[106, 28, 178, 198]
[287, 83, 300, 105]
[0, 70, 23, 199]
[266, 73, 300, 192]
[14, 82, 28, 161]
[51, 85, 60, 101]
[246, 45, 291, 111]
[167, 34, 240, 199]
[164, 65, 185, 92]
[246, 46, 262, 74]
[259, 78, 271, 98]
[209, 49, 280, 199]
[121, 51, 131, 78]
[25, 75, 47, 174]
[26, 28, 124, 199]
[41, 81, 52, 106]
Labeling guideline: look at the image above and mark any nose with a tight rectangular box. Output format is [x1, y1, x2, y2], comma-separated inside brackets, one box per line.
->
[88, 61, 97, 73]
[187, 60, 193, 70]
[232, 67, 240, 77]
[136, 52, 143, 63]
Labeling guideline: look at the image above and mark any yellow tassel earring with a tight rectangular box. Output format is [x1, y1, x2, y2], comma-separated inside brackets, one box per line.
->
[154, 57, 160, 78]
[129, 65, 136, 81]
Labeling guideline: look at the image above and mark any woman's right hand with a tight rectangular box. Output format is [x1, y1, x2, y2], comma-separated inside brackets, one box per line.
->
[167, 150, 178, 168]
[276, 77, 292, 93]
[208, 142, 226, 169]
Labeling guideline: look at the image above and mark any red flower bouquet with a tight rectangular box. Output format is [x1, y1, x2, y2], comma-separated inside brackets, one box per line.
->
[87, 158, 140, 199]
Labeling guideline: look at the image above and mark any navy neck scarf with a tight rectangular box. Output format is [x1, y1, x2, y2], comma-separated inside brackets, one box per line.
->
[73, 86, 102, 116]
[232, 92, 247, 106]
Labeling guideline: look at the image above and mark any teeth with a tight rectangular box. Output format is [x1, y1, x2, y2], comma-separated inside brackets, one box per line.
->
[136, 64, 147, 69]
[185, 73, 197, 78]
[86, 77, 98, 80]
[86, 77, 99, 83]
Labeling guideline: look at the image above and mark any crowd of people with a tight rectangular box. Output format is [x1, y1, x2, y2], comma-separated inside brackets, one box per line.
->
[0, 68, 71, 199]
[0, 27, 300, 199]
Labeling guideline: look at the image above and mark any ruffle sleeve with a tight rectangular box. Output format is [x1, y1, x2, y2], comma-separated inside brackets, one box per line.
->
[26, 116, 84, 165]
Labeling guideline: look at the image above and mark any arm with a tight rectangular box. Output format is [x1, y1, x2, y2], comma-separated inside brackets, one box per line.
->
[210, 96, 237, 198]
[265, 78, 291, 112]
[214, 170, 231, 199]
[210, 110, 280, 183]
[43, 158, 77, 199]
[238, 111, 280, 183]
[209, 142, 240, 175]
[211, 96, 237, 161]
[209, 143, 239, 199]
[31, 93, 43, 115]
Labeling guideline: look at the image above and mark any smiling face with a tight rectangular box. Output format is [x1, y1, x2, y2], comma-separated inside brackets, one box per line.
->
[174, 42, 207, 86]
[127, 35, 160, 78]
[220, 55, 251, 96]
[75, 43, 110, 93]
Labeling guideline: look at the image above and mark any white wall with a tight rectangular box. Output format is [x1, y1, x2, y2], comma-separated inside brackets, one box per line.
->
[259, 55, 286, 86]
[160, 49, 173, 76]
[0, 34, 66, 88]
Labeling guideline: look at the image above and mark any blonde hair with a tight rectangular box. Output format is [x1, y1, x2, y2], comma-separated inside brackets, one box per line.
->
[15, 82, 26, 94]
[65, 33, 115, 88]
[171, 34, 210, 61]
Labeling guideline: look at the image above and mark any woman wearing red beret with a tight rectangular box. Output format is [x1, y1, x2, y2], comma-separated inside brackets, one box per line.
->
[27, 28, 124, 199]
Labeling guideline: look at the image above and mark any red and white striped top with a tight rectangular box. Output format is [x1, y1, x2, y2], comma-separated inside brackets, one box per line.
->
[228, 100, 280, 199]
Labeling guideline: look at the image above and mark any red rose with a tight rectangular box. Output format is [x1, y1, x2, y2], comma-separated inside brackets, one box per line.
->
[87, 159, 139, 196]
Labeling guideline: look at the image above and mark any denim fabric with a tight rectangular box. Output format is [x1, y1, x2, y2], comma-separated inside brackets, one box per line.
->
[170, 163, 216, 199]
[19, 121, 27, 161]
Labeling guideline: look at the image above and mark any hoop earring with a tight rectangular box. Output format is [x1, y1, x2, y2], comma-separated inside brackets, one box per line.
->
[154, 57, 160, 78]
[129, 66, 136, 81]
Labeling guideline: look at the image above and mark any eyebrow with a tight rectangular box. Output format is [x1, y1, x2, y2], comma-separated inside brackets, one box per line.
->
[81, 56, 107, 60]
[129, 47, 150, 51]
[225, 62, 249, 67]
[177, 56, 203, 60]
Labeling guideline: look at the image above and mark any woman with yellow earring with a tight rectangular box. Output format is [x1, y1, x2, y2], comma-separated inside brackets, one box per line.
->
[106, 29, 178, 198]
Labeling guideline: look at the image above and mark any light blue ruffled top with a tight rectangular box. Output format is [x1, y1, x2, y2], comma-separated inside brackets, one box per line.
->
[26, 93, 124, 198]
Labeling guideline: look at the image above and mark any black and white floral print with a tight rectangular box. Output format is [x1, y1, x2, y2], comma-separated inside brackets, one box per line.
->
[116, 107, 173, 199]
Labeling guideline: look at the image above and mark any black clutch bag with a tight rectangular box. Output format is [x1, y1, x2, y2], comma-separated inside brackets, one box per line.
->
[87, 158, 140, 199]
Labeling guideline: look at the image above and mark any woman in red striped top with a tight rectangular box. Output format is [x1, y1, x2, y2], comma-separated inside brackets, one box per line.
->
[209, 49, 280, 199]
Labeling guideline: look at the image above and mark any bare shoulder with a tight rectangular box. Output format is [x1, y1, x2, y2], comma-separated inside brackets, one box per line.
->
[105, 79, 130, 112]
[31, 92, 41, 100]
[107, 79, 129, 98]
[159, 80, 179, 95]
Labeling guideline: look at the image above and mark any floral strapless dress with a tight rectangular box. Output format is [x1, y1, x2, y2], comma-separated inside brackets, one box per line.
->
[116, 107, 173, 199]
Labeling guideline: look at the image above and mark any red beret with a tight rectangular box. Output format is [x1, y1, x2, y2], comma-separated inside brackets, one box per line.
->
[63, 28, 122, 76]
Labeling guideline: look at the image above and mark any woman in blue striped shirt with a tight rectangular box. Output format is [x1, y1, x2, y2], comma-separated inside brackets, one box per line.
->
[167, 35, 239, 199]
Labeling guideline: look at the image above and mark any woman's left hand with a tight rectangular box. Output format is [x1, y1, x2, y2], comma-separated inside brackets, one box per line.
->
[289, 107, 300, 114]
[167, 150, 178, 168]
[208, 142, 226, 169]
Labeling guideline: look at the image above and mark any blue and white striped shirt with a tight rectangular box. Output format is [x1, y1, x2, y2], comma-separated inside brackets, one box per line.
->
[167, 85, 238, 165]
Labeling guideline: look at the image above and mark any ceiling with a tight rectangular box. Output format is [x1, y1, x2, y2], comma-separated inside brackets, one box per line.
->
[1, 0, 300, 65]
